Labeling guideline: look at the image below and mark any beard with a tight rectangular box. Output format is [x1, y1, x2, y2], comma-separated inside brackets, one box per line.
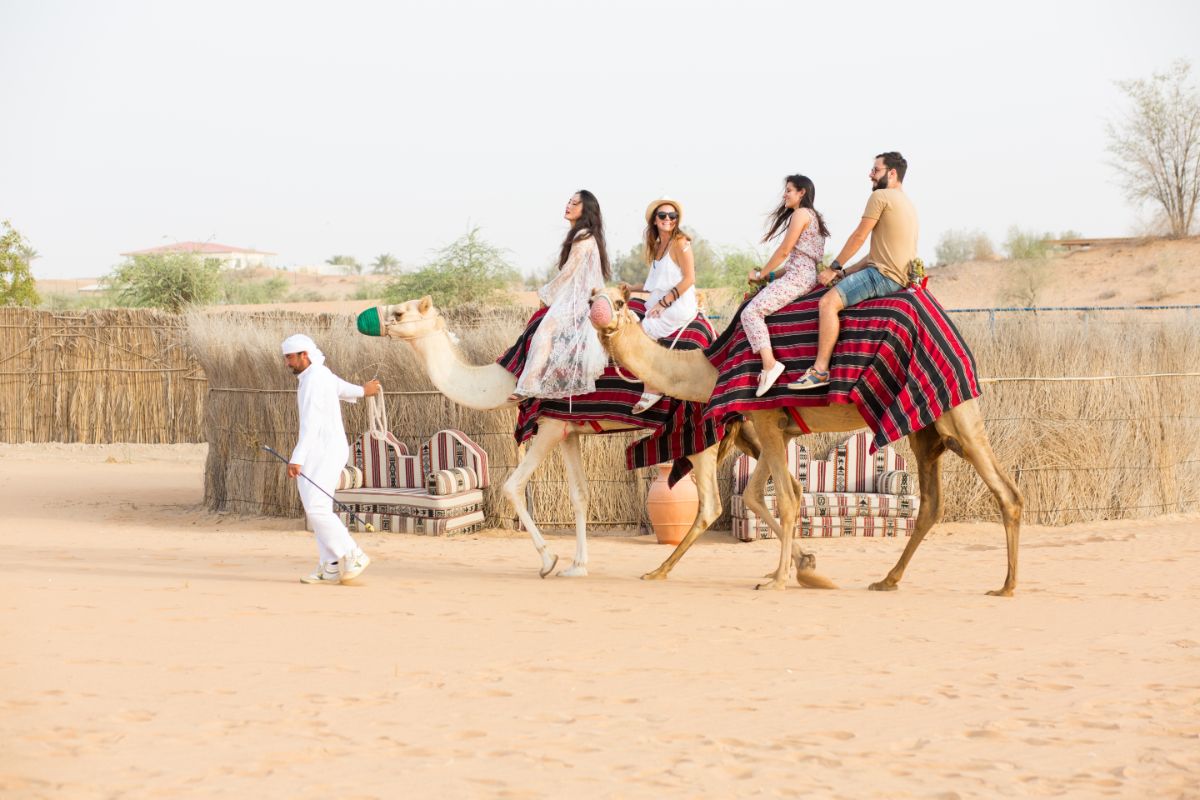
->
[873, 173, 890, 191]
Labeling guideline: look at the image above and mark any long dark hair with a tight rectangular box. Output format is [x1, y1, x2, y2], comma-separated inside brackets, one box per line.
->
[763, 174, 830, 243]
[559, 189, 610, 280]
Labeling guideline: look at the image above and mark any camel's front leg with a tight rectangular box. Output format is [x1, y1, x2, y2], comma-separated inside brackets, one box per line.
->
[502, 419, 566, 578]
[642, 445, 722, 580]
[557, 431, 590, 577]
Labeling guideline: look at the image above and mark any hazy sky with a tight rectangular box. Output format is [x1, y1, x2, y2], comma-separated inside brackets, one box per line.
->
[3, 0, 1197, 279]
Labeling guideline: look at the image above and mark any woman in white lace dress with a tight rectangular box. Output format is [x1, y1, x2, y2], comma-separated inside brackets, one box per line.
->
[622, 197, 697, 413]
[511, 190, 611, 401]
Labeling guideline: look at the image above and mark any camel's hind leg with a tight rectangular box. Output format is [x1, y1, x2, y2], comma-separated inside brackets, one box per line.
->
[870, 425, 946, 592]
[641, 444, 722, 581]
[557, 431, 590, 577]
[937, 401, 1023, 596]
[501, 419, 566, 577]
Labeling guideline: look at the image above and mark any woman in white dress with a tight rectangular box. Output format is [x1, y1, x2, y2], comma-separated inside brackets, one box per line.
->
[511, 190, 611, 401]
[623, 197, 697, 413]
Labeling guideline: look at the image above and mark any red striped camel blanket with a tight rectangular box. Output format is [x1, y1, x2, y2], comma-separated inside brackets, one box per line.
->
[496, 300, 724, 470]
[703, 285, 981, 452]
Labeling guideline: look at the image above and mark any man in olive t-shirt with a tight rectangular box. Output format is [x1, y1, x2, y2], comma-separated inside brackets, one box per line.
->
[789, 151, 918, 390]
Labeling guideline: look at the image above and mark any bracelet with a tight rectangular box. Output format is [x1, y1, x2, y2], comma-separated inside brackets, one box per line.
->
[768, 271, 776, 282]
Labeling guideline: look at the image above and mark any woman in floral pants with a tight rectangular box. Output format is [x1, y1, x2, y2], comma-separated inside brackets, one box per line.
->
[741, 174, 830, 396]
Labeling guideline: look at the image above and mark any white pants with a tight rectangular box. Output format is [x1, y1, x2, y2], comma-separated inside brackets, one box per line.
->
[299, 448, 358, 564]
[642, 287, 698, 341]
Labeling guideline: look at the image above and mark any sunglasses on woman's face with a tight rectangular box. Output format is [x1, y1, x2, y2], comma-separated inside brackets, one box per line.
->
[656, 211, 678, 221]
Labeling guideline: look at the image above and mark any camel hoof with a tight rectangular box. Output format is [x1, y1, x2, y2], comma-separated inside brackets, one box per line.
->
[558, 563, 588, 578]
[793, 552, 817, 571]
[755, 578, 787, 591]
[641, 569, 668, 581]
[868, 580, 899, 592]
[539, 553, 559, 579]
[986, 587, 1014, 597]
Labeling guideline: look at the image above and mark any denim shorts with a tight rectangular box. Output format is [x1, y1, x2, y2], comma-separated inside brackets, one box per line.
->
[834, 265, 904, 307]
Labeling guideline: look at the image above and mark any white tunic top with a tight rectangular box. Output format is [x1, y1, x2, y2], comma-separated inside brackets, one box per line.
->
[291, 363, 365, 468]
[642, 247, 698, 341]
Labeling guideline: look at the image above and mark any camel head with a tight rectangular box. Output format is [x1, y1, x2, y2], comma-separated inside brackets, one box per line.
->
[587, 285, 638, 348]
[356, 296, 445, 340]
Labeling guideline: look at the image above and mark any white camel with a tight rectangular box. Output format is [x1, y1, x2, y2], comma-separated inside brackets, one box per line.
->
[357, 297, 754, 579]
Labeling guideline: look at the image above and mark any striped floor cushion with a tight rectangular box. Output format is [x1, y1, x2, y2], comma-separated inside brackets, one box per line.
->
[334, 487, 484, 519]
[730, 492, 920, 520]
[340, 509, 486, 535]
[426, 467, 480, 496]
[732, 514, 916, 541]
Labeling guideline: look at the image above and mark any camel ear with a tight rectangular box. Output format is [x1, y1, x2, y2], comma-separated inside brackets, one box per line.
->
[619, 283, 631, 302]
[417, 295, 432, 314]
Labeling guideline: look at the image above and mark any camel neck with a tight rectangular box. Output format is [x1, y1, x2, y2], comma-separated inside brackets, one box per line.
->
[607, 322, 716, 403]
[407, 329, 517, 411]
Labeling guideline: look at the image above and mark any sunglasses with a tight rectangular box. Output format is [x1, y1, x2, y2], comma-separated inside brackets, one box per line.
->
[655, 211, 678, 221]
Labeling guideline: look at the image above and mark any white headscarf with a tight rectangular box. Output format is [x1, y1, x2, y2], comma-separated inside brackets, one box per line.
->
[280, 333, 326, 367]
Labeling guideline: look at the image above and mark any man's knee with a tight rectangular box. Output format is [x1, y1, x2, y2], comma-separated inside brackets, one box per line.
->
[819, 290, 844, 314]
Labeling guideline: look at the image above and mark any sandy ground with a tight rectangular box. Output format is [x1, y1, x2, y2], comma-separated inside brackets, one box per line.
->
[2, 444, 1198, 799]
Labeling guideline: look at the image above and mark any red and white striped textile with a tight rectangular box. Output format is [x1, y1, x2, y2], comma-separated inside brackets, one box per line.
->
[336, 465, 363, 491]
[420, 429, 490, 488]
[732, 514, 916, 541]
[730, 491, 920, 520]
[340, 509, 486, 535]
[350, 395, 422, 489]
[426, 467, 479, 496]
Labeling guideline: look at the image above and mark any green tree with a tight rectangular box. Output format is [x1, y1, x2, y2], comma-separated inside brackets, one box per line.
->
[384, 227, 518, 307]
[0, 221, 41, 306]
[1107, 60, 1200, 237]
[326, 254, 362, 275]
[1003, 227, 1053, 260]
[610, 243, 650, 286]
[371, 253, 401, 275]
[104, 252, 222, 312]
[935, 229, 996, 265]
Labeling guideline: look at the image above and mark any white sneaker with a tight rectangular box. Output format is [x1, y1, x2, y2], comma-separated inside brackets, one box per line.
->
[754, 362, 786, 397]
[339, 548, 371, 582]
[632, 392, 662, 414]
[300, 561, 341, 584]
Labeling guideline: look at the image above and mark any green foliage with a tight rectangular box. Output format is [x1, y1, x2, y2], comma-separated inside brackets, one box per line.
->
[0, 220, 41, 306]
[524, 260, 560, 291]
[1003, 227, 1054, 260]
[610, 243, 649, 286]
[371, 253, 401, 275]
[284, 288, 328, 303]
[103, 252, 222, 312]
[351, 282, 384, 301]
[935, 228, 996, 265]
[39, 292, 112, 311]
[384, 227, 518, 307]
[218, 272, 289, 305]
[326, 254, 363, 275]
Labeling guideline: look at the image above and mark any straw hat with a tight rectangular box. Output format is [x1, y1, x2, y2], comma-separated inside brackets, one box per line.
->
[645, 197, 684, 224]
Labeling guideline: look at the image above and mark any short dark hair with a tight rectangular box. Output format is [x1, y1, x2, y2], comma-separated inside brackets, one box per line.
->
[876, 151, 907, 182]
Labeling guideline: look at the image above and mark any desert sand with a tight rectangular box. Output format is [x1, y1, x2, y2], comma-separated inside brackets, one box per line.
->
[2, 443, 1198, 799]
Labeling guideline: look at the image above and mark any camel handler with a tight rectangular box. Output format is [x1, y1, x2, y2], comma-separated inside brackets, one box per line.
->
[790, 151, 917, 389]
[281, 334, 381, 584]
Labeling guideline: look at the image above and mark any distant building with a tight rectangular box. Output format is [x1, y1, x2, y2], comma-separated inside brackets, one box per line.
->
[119, 242, 276, 269]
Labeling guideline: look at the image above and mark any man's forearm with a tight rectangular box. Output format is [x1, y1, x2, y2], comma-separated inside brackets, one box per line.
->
[834, 233, 869, 267]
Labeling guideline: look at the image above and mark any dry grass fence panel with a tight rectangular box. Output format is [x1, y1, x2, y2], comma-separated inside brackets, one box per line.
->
[3, 304, 1196, 527]
[0, 308, 206, 443]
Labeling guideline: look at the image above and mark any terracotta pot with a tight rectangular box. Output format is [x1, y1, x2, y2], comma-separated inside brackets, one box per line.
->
[646, 464, 699, 545]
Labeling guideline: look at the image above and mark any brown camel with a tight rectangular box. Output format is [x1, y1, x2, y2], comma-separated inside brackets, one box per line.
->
[588, 285, 1023, 596]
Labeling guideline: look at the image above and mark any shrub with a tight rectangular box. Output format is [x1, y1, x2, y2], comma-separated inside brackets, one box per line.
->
[935, 229, 995, 265]
[384, 227, 518, 307]
[103, 252, 222, 312]
[218, 272, 289, 305]
[0, 220, 41, 306]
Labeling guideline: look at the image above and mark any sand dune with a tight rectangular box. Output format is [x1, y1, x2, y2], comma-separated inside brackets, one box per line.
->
[2, 443, 1198, 798]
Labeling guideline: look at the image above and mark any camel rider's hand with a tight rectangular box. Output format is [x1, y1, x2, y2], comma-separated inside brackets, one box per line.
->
[748, 268, 764, 285]
[647, 303, 663, 318]
[818, 269, 838, 287]
[363, 379, 382, 397]
[287, 463, 302, 479]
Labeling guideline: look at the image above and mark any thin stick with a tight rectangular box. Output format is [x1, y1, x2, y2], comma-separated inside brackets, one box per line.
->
[260, 445, 376, 532]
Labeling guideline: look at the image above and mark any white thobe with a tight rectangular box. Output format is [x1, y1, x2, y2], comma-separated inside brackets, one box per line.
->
[292, 363, 365, 563]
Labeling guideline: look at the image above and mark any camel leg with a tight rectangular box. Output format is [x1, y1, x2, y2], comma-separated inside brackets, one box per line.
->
[939, 403, 1023, 596]
[501, 419, 566, 577]
[870, 426, 946, 592]
[754, 418, 798, 591]
[641, 444, 722, 580]
[557, 431, 590, 577]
